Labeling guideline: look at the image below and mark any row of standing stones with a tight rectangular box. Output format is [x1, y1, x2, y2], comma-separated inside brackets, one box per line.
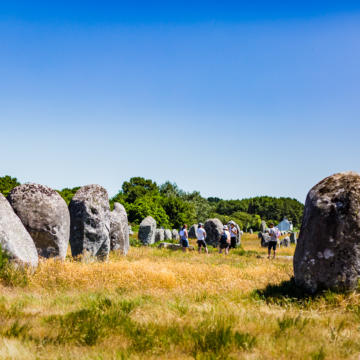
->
[0, 183, 130, 267]
[138, 217, 242, 247]
[139, 171, 360, 294]
[0, 171, 359, 294]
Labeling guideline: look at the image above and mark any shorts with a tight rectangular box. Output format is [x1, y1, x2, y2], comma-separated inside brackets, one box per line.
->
[181, 239, 189, 248]
[268, 241, 277, 251]
[197, 240, 207, 248]
[230, 237, 237, 249]
[220, 242, 230, 249]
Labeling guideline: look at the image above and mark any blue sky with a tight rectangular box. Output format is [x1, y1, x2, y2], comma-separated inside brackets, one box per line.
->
[1, 1, 360, 202]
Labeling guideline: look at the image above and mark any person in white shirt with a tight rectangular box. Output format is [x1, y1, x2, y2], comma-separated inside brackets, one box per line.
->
[229, 222, 238, 250]
[268, 223, 279, 259]
[196, 223, 208, 254]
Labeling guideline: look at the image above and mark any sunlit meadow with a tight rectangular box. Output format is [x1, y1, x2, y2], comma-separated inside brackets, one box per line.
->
[1, 234, 360, 359]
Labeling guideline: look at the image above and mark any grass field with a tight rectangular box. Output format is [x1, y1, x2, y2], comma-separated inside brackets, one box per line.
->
[1, 234, 360, 359]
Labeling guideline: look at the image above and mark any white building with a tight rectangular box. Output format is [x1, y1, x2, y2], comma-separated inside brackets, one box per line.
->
[276, 218, 293, 231]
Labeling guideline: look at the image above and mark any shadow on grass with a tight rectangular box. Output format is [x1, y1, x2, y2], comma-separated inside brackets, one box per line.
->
[252, 277, 357, 307]
[252, 278, 318, 306]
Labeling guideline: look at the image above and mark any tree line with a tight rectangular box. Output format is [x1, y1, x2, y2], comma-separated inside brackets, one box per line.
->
[0, 175, 304, 231]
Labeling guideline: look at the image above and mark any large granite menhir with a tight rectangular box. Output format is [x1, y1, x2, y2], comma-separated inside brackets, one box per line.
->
[0, 194, 38, 267]
[138, 216, 156, 245]
[110, 203, 129, 255]
[294, 172, 360, 293]
[8, 183, 70, 260]
[204, 218, 223, 246]
[69, 185, 110, 260]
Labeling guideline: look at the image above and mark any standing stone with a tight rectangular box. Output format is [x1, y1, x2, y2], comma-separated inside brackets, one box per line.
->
[227, 220, 241, 246]
[249, 229, 253, 234]
[164, 229, 172, 240]
[259, 232, 270, 247]
[294, 172, 360, 293]
[281, 237, 290, 247]
[260, 220, 267, 233]
[290, 232, 297, 244]
[171, 229, 179, 241]
[204, 218, 223, 246]
[138, 216, 156, 245]
[128, 225, 134, 236]
[8, 183, 70, 260]
[69, 185, 110, 260]
[155, 229, 165, 243]
[188, 224, 198, 238]
[110, 203, 129, 255]
[0, 194, 38, 267]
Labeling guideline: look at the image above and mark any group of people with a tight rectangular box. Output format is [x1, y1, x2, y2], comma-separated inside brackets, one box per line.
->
[178, 223, 239, 254]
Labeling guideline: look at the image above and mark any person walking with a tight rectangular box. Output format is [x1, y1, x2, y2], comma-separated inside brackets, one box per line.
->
[196, 223, 208, 254]
[179, 224, 189, 252]
[219, 225, 230, 254]
[268, 223, 279, 259]
[229, 222, 238, 250]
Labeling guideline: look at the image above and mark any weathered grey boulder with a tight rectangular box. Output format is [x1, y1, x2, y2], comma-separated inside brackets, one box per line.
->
[69, 185, 110, 260]
[171, 229, 179, 240]
[260, 220, 267, 233]
[155, 229, 165, 243]
[259, 232, 271, 247]
[204, 218, 223, 246]
[228, 220, 241, 246]
[281, 237, 290, 247]
[0, 194, 38, 267]
[164, 229, 172, 240]
[158, 242, 195, 251]
[8, 183, 70, 260]
[188, 224, 198, 238]
[138, 216, 156, 245]
[294, 172, 360, 293]
[290, 232, 297, 244]
[110, 203, 129, 255]
[249, 228, 253, 234]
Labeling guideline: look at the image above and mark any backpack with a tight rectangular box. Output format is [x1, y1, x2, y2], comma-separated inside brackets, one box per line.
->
[220, 232, 228, 244]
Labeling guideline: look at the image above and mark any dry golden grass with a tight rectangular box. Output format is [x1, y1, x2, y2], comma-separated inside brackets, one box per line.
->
[0, 234, 360, 359]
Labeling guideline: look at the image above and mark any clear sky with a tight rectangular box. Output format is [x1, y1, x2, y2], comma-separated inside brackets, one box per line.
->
[1, 1, 360, 202]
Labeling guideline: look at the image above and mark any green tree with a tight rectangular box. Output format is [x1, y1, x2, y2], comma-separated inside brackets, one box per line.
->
[121, 177, 159, 203]
[57, 187, 80, 205]
[0, 175, 20, 197]
[126, 194, 170, 227]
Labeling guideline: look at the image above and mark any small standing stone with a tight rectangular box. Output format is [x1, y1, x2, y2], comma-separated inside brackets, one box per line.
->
[290, 232, 297, 244]
[260, 221, 267, 233]
[164, 229, 172, 240]
[155, 229, 165, 242]
[188, 224, 198, 238]
[171, 229, 179, 241]
[138, 216, 156, 245]
[110, 203, 129, 255]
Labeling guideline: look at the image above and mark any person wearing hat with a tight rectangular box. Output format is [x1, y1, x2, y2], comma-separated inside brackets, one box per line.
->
[196, 223, 208, 254]
[268, 223, 279, 259]
[228, 221, 238, 250]
[219, 225, 231, 254]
